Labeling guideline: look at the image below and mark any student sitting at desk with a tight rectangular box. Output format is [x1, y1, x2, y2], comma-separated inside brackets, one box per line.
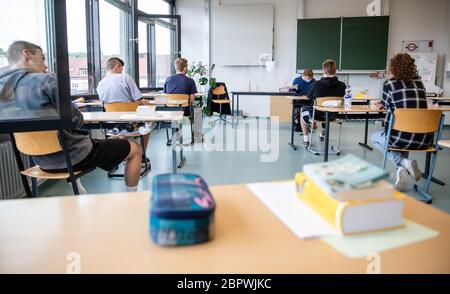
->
[97, 57, 151, 166]
[293, 69, 316, 132]
[292, 68, 315, 95]
[163, 57, 197, 106]
[97, 57, 147, 105]
[0, 41, 143, 193]
[371, 53, 429, 191]
[299, 59, 346, 145]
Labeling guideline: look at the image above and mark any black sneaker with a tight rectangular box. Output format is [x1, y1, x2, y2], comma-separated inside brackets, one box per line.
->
[142, 157, 151, 168]
[108, 165, 119, 174]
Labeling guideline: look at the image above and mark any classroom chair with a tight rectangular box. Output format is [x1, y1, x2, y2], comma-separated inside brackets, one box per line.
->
[209, 85, 232, 126]
[157, 94, 193, 146]
[382, 109, 444, 203]
[10, 130, 95, 196]
[307, 97, 344, 156]
[104, 101, 151, 177]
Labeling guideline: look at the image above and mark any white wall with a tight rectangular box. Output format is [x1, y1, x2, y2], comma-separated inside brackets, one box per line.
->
[179, 0, 298, 116]
[388, 0, 449, 90]
[177, 0, 450, 116]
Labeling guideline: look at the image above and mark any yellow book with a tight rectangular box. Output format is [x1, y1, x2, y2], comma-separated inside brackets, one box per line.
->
[295, 173, 405, 235]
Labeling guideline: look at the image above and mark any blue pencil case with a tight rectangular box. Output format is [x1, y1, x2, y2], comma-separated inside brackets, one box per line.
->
[150, 173, 216, 246]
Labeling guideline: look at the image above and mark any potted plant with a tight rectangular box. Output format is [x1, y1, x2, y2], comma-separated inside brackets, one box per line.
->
[186, 61, 216, 116]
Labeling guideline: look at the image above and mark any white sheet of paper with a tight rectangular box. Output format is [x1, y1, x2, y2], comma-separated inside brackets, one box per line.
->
[247, 181, 339, 239]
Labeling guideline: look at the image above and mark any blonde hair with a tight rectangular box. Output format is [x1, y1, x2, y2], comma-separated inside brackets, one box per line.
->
[174, 57, 188, 72]
[322, 59, 337, 76]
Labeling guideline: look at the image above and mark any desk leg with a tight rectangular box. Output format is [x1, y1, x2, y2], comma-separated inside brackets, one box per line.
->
[232, 93, 235, 128]
[358, 112, 373, 150]
[178, 123, 186, 169]
[423, 152, 445, 185]
[237, 94, 240, 124]
[288, 102, 297, 150]
[324, 112, 330, 162]
[171, 125, 177, 174]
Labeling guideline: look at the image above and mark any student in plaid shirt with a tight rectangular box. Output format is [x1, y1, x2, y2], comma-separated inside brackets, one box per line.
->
[371, 53, 430, 192]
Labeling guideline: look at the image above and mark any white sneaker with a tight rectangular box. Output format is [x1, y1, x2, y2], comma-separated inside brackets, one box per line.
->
[401, 158, 422, 182]
[395, 167, 414, 192]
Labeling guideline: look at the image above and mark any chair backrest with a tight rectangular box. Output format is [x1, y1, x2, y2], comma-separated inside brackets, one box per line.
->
[164, 94, 190, 102]
[13, 131, 61, 156]
[212, 85, 226, 96]
[315, 96, 344, 107]
[392, 109, 443, 133]
[104, 101, 140, 112]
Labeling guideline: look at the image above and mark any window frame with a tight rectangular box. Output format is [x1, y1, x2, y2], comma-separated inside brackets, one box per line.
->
[0, 0, 72, 134]
[69, 0, 177, 96]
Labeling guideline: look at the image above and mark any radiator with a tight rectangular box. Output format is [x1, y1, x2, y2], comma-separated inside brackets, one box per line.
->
[0, 141, 30, 200]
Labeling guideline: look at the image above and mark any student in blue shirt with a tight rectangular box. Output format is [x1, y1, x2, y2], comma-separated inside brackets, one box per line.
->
[292, 68, 315, 95]
[164, 57, 197, 103]
[293, 69, 315, 132]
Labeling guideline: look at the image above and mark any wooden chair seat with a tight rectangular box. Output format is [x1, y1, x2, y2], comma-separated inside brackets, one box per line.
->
[212, 99, 231, 104]
[21, 165, 82, 180]
[438, 140, 450, 149]
[388, 146, 436, 153]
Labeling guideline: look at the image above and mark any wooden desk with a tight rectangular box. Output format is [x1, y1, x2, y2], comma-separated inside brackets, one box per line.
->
[0, 182, 449, 274]
[430, 97, 450, 101]
[314, 106, 387, 161]
[82, 111, 183, 123]
[83, 111, 185, 173]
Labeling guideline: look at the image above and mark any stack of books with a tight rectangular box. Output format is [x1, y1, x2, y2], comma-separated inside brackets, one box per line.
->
[295, 154, 405, 235]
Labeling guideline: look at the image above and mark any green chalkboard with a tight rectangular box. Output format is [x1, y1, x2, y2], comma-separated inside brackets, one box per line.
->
[341, 16, 389, 70]
[296, 18, 341, 70]
[296, 16, 390, 71]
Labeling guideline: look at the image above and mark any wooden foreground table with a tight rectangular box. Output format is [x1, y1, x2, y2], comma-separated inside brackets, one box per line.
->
[0, 183, 449, 273]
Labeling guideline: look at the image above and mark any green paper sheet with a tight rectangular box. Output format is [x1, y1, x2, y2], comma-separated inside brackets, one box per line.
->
[321, 219, 439, 259]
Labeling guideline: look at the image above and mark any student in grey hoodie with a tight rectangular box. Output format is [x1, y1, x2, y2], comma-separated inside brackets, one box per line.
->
[0, 41, 143, 193]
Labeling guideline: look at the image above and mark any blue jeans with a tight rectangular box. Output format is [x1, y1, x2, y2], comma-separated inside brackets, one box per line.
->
[371, 130, 408, 168]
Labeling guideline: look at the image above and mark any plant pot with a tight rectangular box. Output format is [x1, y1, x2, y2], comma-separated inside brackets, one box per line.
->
[193, 107, 204, 143]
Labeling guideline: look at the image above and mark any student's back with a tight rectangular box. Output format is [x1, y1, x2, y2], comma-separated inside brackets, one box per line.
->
[97, 73, 142, 104]
[381, 78, 430, 149]
[164, 73, 197, 95]
[306, 76, 346, 101]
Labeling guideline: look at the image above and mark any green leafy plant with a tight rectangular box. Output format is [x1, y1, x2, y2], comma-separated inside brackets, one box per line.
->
[186, 61, 216, 115]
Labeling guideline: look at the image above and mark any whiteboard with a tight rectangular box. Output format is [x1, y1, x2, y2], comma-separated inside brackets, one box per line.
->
[213, 5, 274, 66]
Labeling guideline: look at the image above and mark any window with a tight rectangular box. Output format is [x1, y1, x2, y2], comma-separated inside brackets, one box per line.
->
[0, 0, 72, 132]
[0, 0, 48, 69]
[66, 0, 88, 94]
[138, 0, 171, 15]
[79, 68, 88, 77]
[138, 15, 180, 88]
[99, 0, 133, 77]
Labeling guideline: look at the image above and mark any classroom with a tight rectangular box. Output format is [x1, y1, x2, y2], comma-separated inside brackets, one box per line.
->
[0, 0, 449, 279]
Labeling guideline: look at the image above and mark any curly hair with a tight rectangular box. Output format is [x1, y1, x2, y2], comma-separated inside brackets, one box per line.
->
[389, 53, 420, 81]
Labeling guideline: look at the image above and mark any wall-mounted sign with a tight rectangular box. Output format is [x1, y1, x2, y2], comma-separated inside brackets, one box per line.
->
[402, 40, 433, 53]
